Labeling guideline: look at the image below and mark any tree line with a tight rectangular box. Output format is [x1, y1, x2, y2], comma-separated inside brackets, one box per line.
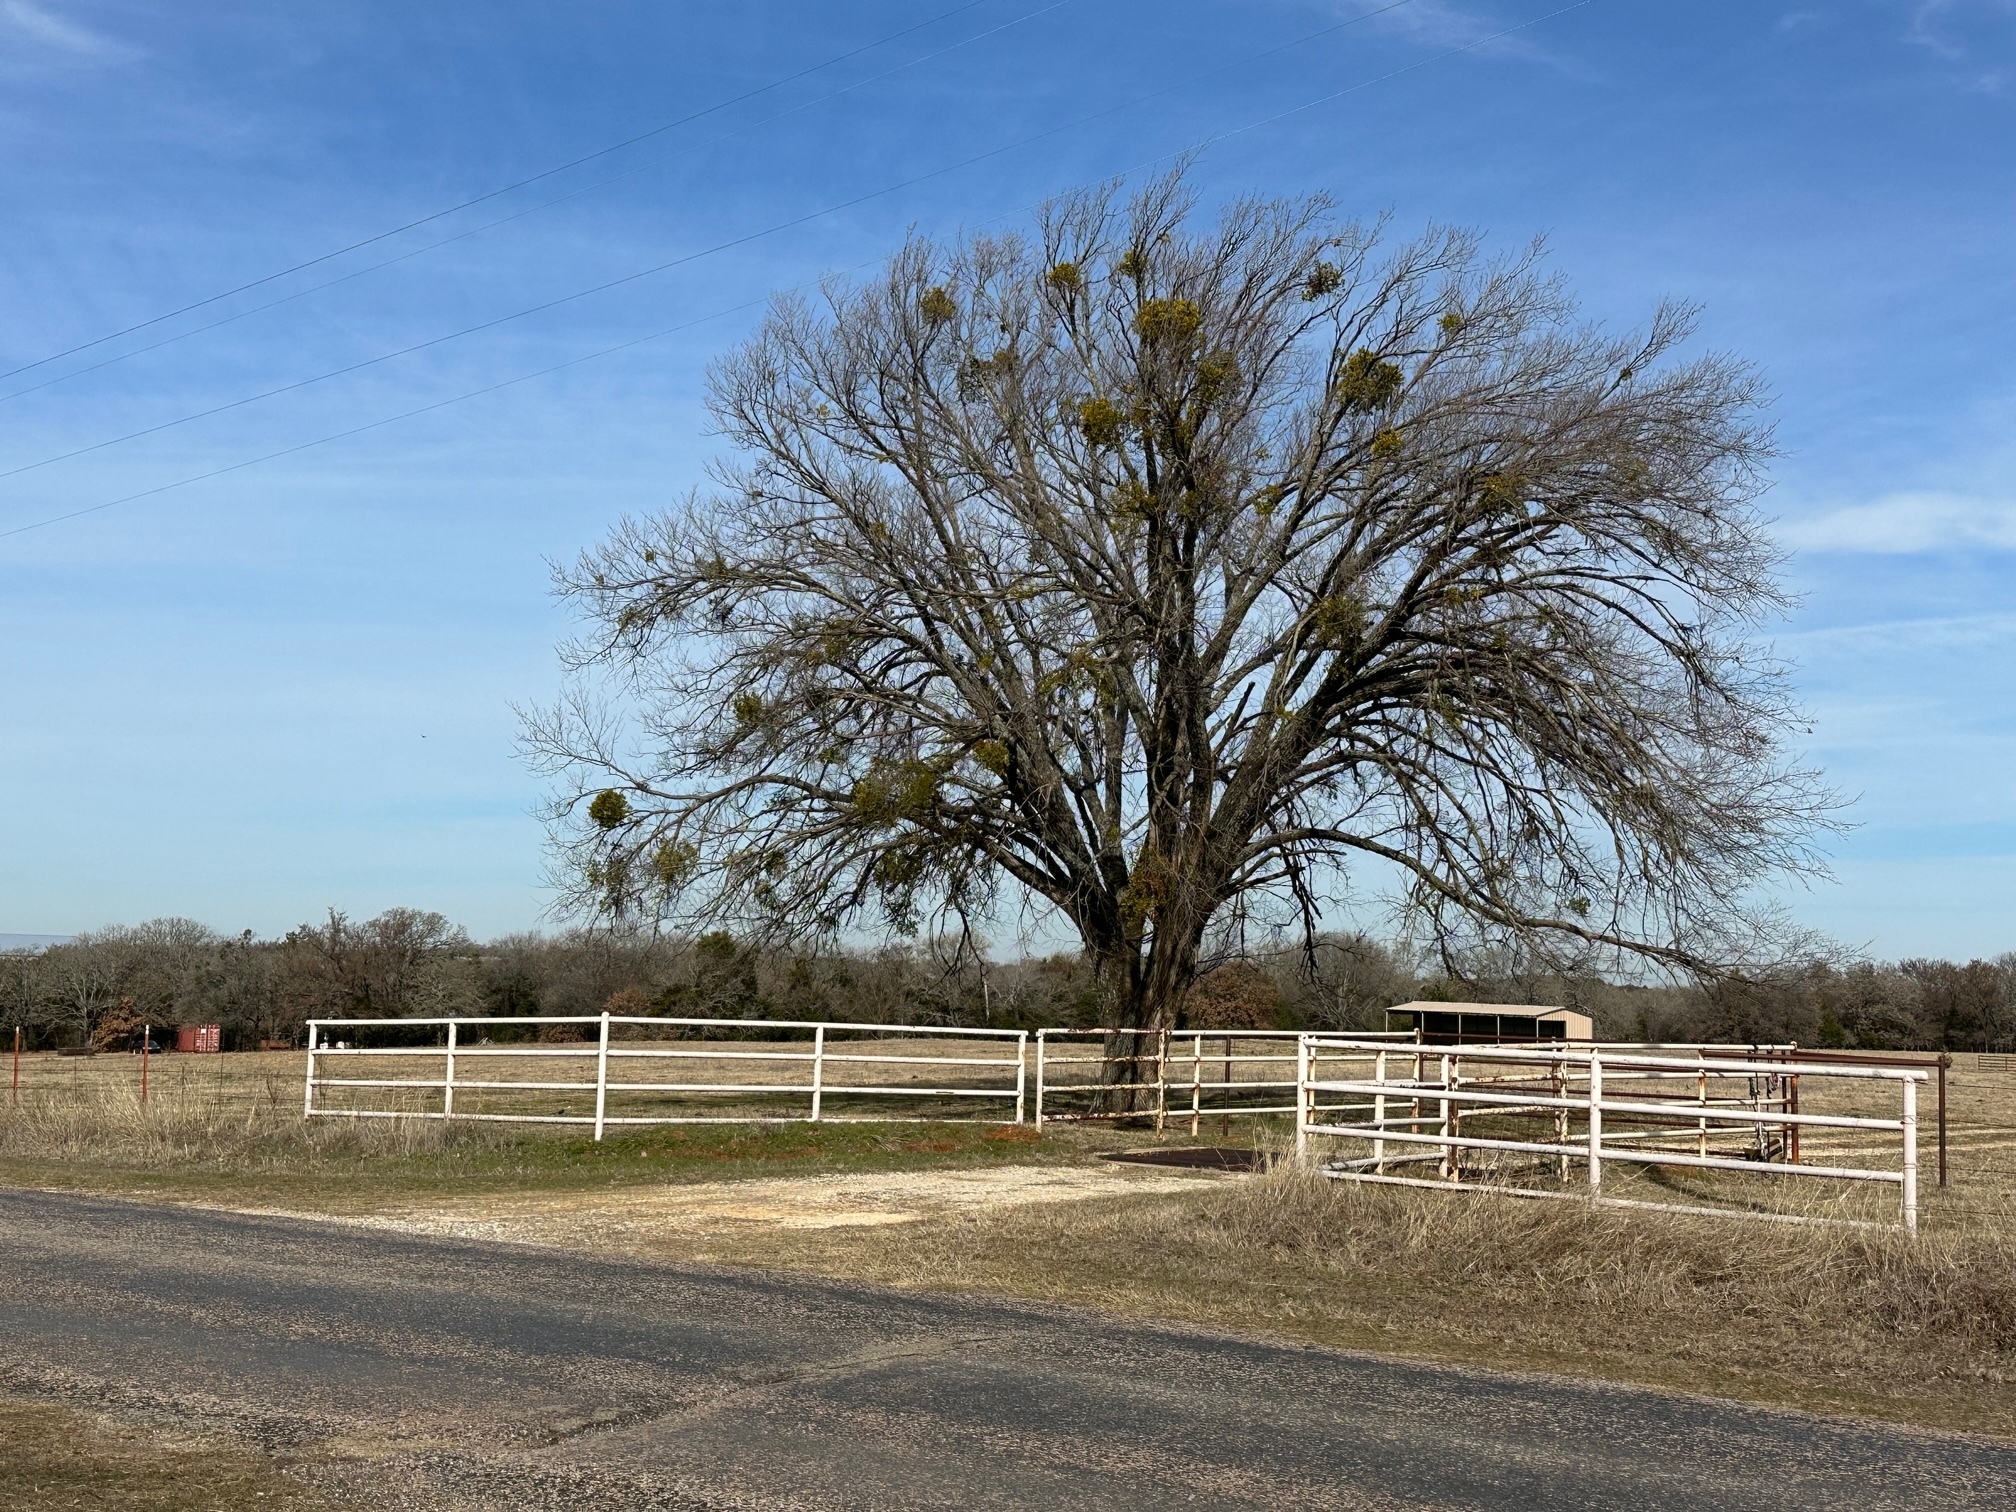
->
[5, 909, 2009, 1054]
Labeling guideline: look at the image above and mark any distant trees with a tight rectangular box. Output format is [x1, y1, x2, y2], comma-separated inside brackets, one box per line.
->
[1288, 933, 1421, 1031]
[278, 908, 476, 1022]
[1899, 958, 2013, 1052]
[17, 918, 222, 1047]
[32, 941, 119, 1046]
[208, 930, 285, 1046]
[532, 171, 1834, 1040]
[1, 909, 481, 1049]
[1, 913, 2013, 1052]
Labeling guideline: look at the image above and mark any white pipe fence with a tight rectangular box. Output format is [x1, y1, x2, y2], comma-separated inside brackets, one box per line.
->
[302, 1016, 1927, 1228]
[306, 1013, 1028, 1136]
[1295, 1036, 1927, 1231]
[1026, 1028, 1785, 1133]
[1030, 1028, 1413, 1132]
[306, 1015, 1802, 1140]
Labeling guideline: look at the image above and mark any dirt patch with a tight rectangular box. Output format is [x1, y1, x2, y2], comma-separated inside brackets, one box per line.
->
[250, 1161, 1223, 1253]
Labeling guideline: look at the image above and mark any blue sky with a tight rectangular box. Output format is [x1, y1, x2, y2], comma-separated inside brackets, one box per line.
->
[1, 1, 2013, 957]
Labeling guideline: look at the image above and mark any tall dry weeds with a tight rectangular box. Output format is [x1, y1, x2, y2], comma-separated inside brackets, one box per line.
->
[1229, 1167, 2016, 1366]
[0, 1076, 505, 1173]
[864, 1162, 2016, 1402]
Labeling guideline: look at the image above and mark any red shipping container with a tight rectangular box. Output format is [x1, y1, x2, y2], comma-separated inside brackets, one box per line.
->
[176, 1024, 221, 1053]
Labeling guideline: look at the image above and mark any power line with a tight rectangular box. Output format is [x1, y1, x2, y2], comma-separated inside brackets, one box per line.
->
[0, 0, 1426, 487]
[0, 0, 1077, 409]
[1, 0, 1601, 542]
[0, 289, 797, 541]
[0, 0, 999, 386]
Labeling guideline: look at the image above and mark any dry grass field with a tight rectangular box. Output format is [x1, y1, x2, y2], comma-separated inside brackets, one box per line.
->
[0, 1046, 1123, 1211]
[3, 1045, 2014, 1438]
[0, 1395, 332, 1512]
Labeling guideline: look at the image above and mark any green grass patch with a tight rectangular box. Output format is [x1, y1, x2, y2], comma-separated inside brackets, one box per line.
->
[0, 1094, 1102, 1212]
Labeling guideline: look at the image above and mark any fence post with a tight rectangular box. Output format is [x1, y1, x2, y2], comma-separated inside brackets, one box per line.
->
[141, 1023, 151, 1107]
[303, 1022, 317, 1119]
[1189, 1032, 1203, 1138]
[1373, 1049, 1387, 1174]
[11, 1024, 19, 1109]
[1790, 1072, 1802, 1166]
[1696, 1067, 1708, 1159]
[1410, 1042, 1423, 1163]
[1014, 1031, 1027, 1125]
[810, 1024, 826, 1122]
[1154, 1027, 1169, 1134]
[593, 1011, 610, 1141]
[1748, 1070, 1767, 1162]
[1437, 1052, 1453, 1180]
[1033, 1030, 1046, 1127]
[1902, 1076, 1919, 1234]
[1587, 1049, 1604, 1195]
[443, 1019, 458, 1122]
[1295, 1035, 1310, 1162]
[1553, 1056, 1569, 1181]
[1221, 1034, 1232, 1140]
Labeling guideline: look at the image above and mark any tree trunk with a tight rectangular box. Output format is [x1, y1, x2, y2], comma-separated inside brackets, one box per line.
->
[1092, 919, 1207, 1117]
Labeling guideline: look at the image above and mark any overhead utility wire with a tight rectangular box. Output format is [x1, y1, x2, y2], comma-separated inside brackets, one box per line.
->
[1, 0, 1598, 542]
[0, 0, 1076, 407]
[0, 290, 797, 541]
[0, 0, 998, 385]
[0, 0, 1423, 486]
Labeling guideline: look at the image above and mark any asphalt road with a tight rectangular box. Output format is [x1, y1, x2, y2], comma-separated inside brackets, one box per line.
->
[0, 1189, 2009, 1511]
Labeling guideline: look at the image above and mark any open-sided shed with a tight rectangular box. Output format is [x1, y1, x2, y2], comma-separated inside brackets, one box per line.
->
[1383, 1001, 1593, 1044]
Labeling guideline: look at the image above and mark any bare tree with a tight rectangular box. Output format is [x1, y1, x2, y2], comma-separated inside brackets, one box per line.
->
[528, 172, 1835, 1042]
[1271, 932, 1420, 1032]
[279, 908, 471, 1021]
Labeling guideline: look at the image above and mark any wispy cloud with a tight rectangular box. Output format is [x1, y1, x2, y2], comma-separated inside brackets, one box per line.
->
[0, 1, 127, 60]
[1334, 0, 1571, 68]
[1778, 491, 2016, 553]
[1901, 1, 2016, 86]
[0, 0, 142, 76]
[1905, 1, 2005, 52]
[1778, 610, 2016, 654]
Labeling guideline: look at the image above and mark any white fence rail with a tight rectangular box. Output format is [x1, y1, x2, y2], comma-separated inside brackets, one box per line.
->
[1295, 1037, 1927, 1231]
[305, 1013, 1028, 1136]
[1032, 1027, 1413, 1131]
[1026, 1029, 1782, 1132]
